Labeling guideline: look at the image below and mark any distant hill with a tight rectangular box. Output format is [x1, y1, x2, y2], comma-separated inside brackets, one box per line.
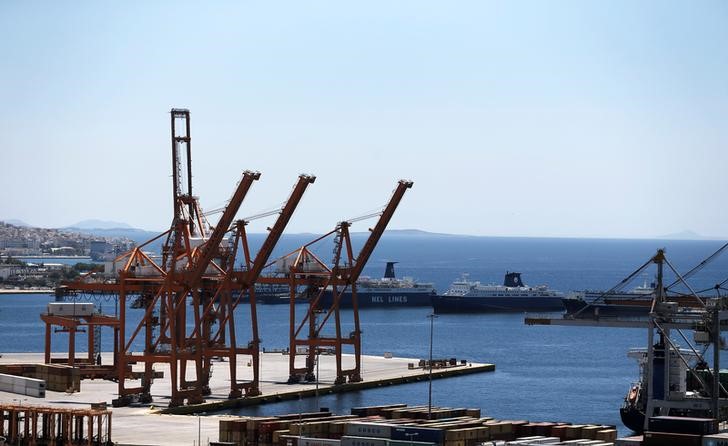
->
[65, 219, 134, 230]
[64, 227, 162, 244]
[381, 229, 475, 238]
[2, 219, 31, 227]
[656, 230, 723, 241]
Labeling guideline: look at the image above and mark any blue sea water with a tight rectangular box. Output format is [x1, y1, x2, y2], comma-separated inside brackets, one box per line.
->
[2, 235, 728, 434]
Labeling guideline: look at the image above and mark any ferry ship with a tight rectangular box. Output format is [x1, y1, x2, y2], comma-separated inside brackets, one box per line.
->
[432, 272, 564, 313]
[318, 262, 437, 308]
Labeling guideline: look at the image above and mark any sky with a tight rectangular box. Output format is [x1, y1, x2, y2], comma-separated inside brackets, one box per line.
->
[1, 1, 727, 239]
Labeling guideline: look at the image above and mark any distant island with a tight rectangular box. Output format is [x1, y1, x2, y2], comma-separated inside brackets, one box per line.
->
[656, 230, 724, 241]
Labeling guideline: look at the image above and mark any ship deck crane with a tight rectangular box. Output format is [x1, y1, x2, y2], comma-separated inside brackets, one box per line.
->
[526, 248, 728, 432]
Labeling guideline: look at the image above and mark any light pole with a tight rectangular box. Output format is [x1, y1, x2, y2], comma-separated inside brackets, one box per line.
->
[315, 347, 320, 410]
[427, 313, 438, 419]
[195, 412, 201, 446]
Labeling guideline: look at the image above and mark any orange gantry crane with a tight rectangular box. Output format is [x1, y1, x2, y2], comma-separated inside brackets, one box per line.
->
[261, 180, 414, 384]
[55, 109, 315, 406]
[52, 108, 413, 407]
[195, 173, 316, 398]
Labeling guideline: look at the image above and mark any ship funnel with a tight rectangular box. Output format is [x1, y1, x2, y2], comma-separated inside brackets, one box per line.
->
[503, 272, 524, 287]
[384, 261, 398, 279]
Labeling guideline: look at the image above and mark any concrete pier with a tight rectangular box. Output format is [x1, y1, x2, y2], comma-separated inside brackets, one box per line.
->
[0, 352, 494, 445]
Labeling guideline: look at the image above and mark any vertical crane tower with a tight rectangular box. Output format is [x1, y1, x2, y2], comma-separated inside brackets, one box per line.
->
[51, 108, 413, 407]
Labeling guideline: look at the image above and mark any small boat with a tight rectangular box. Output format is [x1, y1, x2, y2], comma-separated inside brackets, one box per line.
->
[432, 272, 564, 313]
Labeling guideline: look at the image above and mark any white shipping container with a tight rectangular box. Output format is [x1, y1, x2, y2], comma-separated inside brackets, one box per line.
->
[345, 424, 394, 439]
[25, 387, 45, 398]
[535, 438, 562, 444]
[47, 302, 95, 316]
[341, 437, 388, 446]
[0, 373, 47, 397]
[22, 376, 45, 389]
[508, 438, 560, 445]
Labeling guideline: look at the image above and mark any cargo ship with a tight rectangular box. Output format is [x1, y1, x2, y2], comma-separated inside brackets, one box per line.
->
[562, 281, 705, 318]
[620, 339, 711, 433]
[431, 272, 564, 313]
[561, 281, 656, 318]
[317, 262, 437, 308]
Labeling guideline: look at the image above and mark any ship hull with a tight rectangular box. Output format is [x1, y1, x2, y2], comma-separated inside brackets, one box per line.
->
[619, 405, 645, 433]
[562, 295, 703, 318]
[432, 295, 564, 313]
[562, 298, 651, 318]
[318, 290, 436, 308]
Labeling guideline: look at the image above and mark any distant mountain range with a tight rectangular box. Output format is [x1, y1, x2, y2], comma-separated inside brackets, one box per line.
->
[2, 218, 724, 241]
[64, 219, 134, 230]
[59, 220, 158, 243]
[62, 226, 162, 244]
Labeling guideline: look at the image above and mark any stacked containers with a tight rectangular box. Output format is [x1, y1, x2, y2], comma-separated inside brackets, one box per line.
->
[0, 373, 45, 398]
[34, 364, 80, 392]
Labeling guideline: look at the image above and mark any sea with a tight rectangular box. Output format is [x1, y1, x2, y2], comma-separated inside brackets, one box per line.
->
[3, 234, 728, 434]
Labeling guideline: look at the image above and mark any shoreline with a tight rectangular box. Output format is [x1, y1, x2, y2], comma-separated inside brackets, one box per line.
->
[0, 288, 54, 295]
[11, 256, 92, 259]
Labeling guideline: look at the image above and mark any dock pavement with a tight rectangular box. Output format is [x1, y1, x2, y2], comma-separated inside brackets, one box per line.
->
[0, 352, 494, 445]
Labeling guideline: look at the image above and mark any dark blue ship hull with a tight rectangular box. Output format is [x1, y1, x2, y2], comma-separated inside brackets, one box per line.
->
[432, 295, 564, 313]
[318, 290, 436, 308]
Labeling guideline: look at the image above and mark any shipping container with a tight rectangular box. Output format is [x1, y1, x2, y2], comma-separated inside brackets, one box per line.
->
[47, 302, 95, 316]
[507, 436, 561, 444]
[341, 436, 389, 446]
[345, 423, 394, 439]
[351, 405, 407, 418]
[390, 426, 444, 444]
[595, 430, 618, 442]
[297, 437, 342, 446]
[0, 373, 46, 398]
[644, 430, 702, 446]
[648, 416, 719, 436]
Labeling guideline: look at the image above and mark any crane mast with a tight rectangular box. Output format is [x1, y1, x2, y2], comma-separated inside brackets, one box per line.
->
[198, 173, 316, 397]
[284, 180, 414, 384]
[49, 109, 414, 408]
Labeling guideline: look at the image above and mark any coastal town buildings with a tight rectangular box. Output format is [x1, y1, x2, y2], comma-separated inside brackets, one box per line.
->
[0, 221, 133, 289]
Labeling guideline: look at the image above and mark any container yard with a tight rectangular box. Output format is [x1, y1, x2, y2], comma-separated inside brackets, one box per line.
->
[0, 351, 493, 445]
[216, 403, 620, 446]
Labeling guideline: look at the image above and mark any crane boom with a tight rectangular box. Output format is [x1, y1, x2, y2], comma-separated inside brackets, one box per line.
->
[244, 174, 316, 285]
[349, 180, 413, 282]
[186, 170, 261, 284]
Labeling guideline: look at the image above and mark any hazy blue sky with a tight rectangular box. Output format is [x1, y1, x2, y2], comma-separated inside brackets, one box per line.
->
[2, 1, 727, 238]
